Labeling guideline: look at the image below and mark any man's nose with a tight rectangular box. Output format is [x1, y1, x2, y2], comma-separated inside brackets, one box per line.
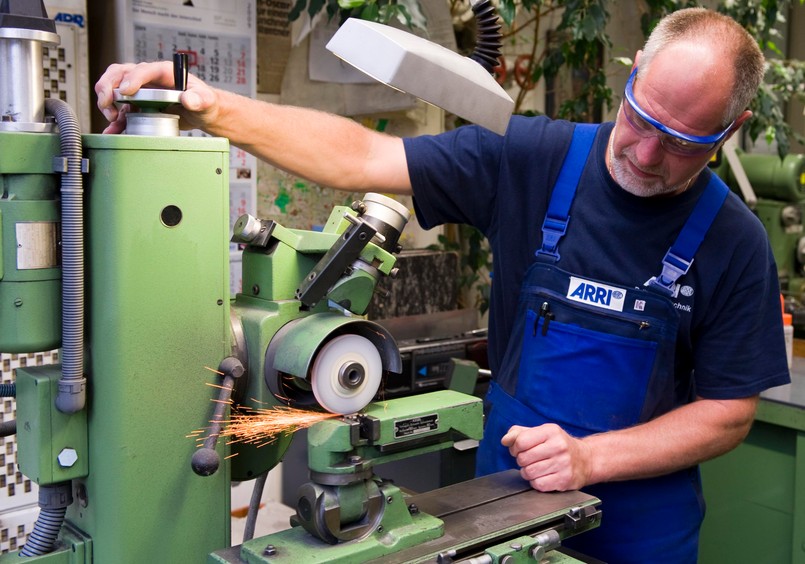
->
[634, 134, 665, 166]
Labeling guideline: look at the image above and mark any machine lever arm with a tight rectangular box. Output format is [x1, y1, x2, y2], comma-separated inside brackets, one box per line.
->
[191, 356, 244, 476]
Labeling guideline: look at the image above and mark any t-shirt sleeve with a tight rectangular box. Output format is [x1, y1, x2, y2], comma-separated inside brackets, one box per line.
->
[693, 232, 790, 399]
[403, 124, 504, 235]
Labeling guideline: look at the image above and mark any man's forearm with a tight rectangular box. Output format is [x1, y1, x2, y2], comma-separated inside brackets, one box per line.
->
[207, 90, 412, 194]
[583, 395, 758, 484]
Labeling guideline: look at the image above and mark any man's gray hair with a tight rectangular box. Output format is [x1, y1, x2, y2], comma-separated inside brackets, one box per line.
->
[638, 7, 765, 127]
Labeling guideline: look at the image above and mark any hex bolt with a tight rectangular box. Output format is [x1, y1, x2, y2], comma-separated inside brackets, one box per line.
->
[263, 544, 277, 556]
[57, 448, 78, 468]
[408, 503, 420, 515]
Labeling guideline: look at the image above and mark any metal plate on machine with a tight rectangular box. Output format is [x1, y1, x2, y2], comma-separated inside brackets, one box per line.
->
[16, 222, 58, 269]
[394, 413, 438, 438]
[367, 469, 600, 563]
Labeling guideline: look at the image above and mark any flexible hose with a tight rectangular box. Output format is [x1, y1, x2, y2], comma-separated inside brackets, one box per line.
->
[19, 507, 67, 556]
[0, 383, 15, 397]
[20, 100, 86, 557]
[469, 0, 503, 73]
[44, 98, 86, 414]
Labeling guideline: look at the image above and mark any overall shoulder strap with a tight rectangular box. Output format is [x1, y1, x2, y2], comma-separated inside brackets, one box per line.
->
[535, 123, 599, 263]
[646, 172, 730, 297]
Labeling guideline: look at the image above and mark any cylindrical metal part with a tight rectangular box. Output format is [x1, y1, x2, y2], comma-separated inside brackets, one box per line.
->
[0, 28, 59, 131]
[361, 192, 410, 253]
[124, 113, 181, 136]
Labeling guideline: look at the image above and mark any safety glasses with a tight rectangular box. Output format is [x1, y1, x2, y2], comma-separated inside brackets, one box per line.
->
[622, 67, 734, 157]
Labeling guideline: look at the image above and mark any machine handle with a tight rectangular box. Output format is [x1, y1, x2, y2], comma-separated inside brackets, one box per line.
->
[191, 356, 244, 476]
[173, 52, 189, 91]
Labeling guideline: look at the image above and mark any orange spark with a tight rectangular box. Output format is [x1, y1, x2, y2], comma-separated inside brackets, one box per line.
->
[218, 406, 341, 446]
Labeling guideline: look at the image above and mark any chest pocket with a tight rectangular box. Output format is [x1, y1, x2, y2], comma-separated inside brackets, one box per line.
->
[514, 264, 679, 436]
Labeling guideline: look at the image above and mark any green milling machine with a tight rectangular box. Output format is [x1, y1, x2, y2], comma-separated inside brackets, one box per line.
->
[0, 3, 601, 563]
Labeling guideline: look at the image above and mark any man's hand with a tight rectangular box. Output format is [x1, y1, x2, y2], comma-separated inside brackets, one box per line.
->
[95, 61, 220, 134]
[501, 423, 593, 492]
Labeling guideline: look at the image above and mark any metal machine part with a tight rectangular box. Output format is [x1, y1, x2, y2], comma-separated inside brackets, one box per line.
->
[112, 53, 188, 136]
[212, 468, 601, 563]
[264, 314, 401, 414]
[0, 2, 59, 132]
[296, 193, 411, 312]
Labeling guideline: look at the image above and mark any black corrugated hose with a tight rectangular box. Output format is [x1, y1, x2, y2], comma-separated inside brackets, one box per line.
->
[469, 0, 504, 74]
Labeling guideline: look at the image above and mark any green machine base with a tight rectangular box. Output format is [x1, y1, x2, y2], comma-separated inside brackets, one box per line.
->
[210, 470, 601, 564]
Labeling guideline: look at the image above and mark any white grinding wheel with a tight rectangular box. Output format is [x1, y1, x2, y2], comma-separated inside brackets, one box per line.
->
[311, 334, 383, 414]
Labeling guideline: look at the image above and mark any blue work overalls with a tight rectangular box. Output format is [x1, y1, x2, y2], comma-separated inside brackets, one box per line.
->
[476, 124, 729, 563]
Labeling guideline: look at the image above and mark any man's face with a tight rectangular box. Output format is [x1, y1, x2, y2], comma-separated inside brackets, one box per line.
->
[608, 45, 735, 197]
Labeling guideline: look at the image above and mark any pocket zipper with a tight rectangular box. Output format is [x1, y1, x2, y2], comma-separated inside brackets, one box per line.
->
[533, 296, 652, 337]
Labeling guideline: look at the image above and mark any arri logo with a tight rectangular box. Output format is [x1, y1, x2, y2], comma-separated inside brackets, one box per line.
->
[567, 277, 626, 312]
[54, 12, 85, 28]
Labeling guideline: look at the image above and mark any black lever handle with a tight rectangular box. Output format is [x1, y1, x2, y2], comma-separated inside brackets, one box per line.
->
[173, 52, 189, 91]
[191, 356, 244, 476]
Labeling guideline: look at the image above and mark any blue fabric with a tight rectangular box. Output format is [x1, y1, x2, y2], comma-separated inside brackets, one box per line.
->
[648, 176, 730, 295]
[478, 383, 704, 564]
[403, 116, 790, 401]
[478, 121, 701, 561]
[404, 115, 790, 563]
[537, 123, 599, 262]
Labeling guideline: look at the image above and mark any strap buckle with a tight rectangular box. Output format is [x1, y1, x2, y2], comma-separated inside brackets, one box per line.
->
[535, 216, 568, 262]
[647, 250, 693, 296]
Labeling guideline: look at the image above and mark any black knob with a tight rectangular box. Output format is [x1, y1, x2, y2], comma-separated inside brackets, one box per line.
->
[173, 52, 189, 91]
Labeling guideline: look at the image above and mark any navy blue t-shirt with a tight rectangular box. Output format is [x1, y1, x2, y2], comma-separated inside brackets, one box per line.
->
[404, 115, 790, 401]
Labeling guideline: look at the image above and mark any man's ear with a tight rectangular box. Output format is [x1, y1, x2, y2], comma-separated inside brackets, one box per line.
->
[727, 110, 752, 140]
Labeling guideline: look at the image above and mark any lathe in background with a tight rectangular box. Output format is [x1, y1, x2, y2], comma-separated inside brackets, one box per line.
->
[714, 149, 805, 331]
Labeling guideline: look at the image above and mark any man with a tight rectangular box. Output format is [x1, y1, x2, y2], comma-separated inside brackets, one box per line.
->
[96, 8, 789, 562]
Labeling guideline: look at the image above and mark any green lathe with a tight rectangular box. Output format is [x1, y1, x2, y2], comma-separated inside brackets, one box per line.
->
[0, 4, 600, 563]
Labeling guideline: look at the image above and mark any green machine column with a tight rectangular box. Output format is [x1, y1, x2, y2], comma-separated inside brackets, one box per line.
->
[71, 133, 232, 562]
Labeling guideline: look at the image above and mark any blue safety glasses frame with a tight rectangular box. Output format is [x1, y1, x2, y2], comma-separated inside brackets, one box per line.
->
[622, 67, 734, 157]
